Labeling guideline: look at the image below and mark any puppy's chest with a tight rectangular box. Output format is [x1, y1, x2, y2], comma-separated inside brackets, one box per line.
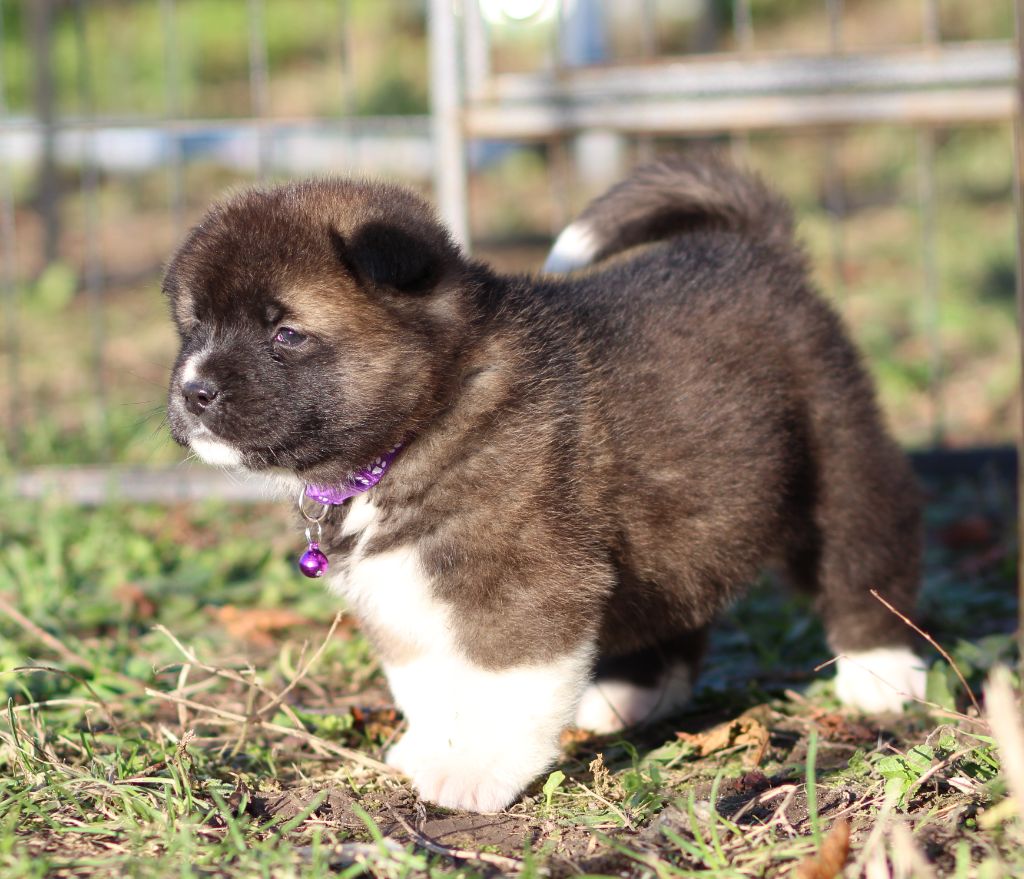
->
[326, 495, 449, 660]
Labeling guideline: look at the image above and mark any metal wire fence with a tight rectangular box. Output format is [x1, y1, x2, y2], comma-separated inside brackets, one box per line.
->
[0, 0, 1020, 501]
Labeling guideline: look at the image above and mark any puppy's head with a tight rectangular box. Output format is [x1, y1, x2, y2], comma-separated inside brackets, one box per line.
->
[164, 178, 469, 482]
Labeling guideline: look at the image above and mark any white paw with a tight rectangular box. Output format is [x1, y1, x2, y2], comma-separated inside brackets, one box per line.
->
[574, 664, 692, 733]
[388, 733, 540, 812]
[835, 647, 927, 713]
[383, 643, 593, 813]
[384, 730, 426, 778]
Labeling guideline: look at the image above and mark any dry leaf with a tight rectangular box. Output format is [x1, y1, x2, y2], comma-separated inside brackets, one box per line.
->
[115, 582, 157, 620]
[560, 726, 594, 748]
[938, 515, 992, 549]
[793, 818, 850, 879]
[589, 753, 612, 796]
[808, 708, 876, 744]
[676, 710, 770, 767]
[213, 605, 311, 646]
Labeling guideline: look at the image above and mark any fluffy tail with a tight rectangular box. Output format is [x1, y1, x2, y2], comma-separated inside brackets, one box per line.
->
[543, 154, 794, 273]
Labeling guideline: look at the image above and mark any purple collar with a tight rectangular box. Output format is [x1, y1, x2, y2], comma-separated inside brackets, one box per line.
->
[296, 442, 404, 578]
[304, 443, 403, 506]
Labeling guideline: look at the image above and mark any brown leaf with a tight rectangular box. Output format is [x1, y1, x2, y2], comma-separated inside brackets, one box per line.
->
[115, 582, 157, 621]
[351, 706, 400, 742]
[213, 605, 312, 647]
[676, 711, 770, 767]
[808, 708, 876, 745]
[560, 726, 594, 749]
[793, 818, 850, 879]
[938, 515, 993, 550]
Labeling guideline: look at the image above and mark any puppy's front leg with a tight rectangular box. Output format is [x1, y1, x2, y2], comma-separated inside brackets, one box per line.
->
[384, 642, 593, 812]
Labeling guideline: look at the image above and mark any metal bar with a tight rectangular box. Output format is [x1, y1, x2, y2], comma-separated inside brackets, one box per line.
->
[464, 88, 1015, 139]
[1012, 0, 1024, 672]
[338, 0, 358, 118]
[0, 114, 431, 135]
[823, 0, 845, 297]
[553, 0, 566, 70]
[733, 0, 754, 52]
[917, 126, 944, 446]
[74, 0, 108, 458]
[640, 0, 657, 57]
[337, 0, 357, 169]
[728, 132, 752, 168]
[823, 133, 846, 296]
[0, 0, 20, 460]
[11, 449, 1011, 506]
[547, 137, 572, 235]
[693, 0, 719, 54]
[922, 0, 940, 44]
[28, 0, 59, 266]
[8, 467, 290, 505]
[478, 42, 1015, 103]
[247, 0, 271, 177]
[464, 0, 490, 103]
[826, 0, 843, 52]
[729, 0, 755, 177]
[636, 0, 658, 163]
[428, 0, 469, 249]
[161, 0, 186, 238]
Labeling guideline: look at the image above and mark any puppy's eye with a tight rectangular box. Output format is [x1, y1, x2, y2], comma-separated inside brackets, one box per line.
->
[273, 326, 306, 347]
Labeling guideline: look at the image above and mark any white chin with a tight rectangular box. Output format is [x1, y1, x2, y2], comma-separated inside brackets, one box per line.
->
[190, 432, 245, 468]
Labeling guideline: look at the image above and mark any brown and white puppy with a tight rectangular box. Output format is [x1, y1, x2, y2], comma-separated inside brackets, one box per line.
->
[164, 156, 926, 813]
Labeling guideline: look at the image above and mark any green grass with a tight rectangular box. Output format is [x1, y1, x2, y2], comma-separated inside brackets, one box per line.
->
[0, 466, 1021, 877]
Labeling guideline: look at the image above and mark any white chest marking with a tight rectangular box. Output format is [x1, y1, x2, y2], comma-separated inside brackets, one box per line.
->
[328, 496, 448, 657]
[325, 495, 596, 812]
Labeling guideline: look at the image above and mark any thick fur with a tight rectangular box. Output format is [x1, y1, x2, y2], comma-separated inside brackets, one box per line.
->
[164, 155, 924, 812]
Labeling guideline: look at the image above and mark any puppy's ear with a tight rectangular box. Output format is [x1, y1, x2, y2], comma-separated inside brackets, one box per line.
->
[331, 222, 446, 294]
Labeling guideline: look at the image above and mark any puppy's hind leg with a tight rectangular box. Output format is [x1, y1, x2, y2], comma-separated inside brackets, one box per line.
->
[575, 630, 707, 734]
[794, 438, 927, 713]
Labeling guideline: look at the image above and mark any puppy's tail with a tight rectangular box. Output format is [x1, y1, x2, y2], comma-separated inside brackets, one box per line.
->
[543, 154, 794, 273]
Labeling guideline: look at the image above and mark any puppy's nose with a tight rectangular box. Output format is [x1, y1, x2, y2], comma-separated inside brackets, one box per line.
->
[182, 379, 219, 416]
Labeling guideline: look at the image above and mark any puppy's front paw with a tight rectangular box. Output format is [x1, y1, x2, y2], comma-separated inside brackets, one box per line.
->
[382, 645, 593, 812]
[407, 755, 525, 812]
[387, 732, 547, 812]
[384, 730, 427, 778]
[835, 647, 927, 713]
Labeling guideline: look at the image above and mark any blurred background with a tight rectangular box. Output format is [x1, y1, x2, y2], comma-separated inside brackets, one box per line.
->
[0, 0, 1018, 486]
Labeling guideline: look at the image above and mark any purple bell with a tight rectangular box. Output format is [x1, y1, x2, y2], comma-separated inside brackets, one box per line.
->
[299, 543, 329, 578]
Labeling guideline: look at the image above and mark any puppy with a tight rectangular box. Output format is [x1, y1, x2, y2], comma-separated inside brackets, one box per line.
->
[164, 155, 926, 813]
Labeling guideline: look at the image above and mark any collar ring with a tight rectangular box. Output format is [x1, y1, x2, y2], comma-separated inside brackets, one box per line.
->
[298, 488, 329, 524]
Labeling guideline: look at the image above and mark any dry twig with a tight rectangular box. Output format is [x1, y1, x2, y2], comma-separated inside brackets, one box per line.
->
[984, 666, 1024, 827]
[386, 806, 532, 874]
[0, 596, 94, 669]
[144, 687, 395, 774]
[869, 588, 982, 716]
